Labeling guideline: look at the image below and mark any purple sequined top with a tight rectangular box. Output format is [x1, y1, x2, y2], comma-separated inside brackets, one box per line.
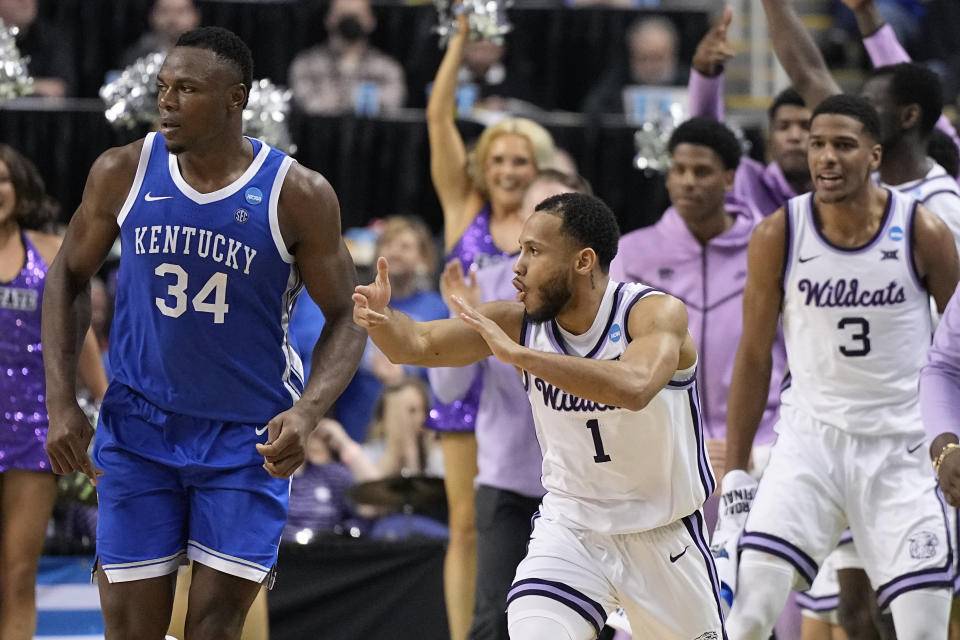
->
[0, 232, 51, 471]
[427, 205, 514, 433]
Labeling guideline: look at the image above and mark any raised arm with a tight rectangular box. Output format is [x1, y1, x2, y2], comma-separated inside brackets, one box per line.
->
[688, 7, 734, 121]
[726, 210, 787, 471]
[354, 257, 518, 368]
[426, 15, 478, 249]
[842, 0, 960, 153]
[760, 0, 841, 108]
[454, 292, 694, 411]
[42, 143, 140, 480]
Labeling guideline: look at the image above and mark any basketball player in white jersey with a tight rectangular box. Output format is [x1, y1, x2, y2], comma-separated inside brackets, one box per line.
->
[353, 192, 725, 640]
[718, 94, 959, 639]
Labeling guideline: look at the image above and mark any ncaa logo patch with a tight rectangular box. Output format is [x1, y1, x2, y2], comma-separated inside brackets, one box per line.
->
[889, 225, 904, 242]
[908, 531, 938, 559]
[235, 208, 249, 223]
[244, 187, 263, 205]
[609, 323, 622, 343]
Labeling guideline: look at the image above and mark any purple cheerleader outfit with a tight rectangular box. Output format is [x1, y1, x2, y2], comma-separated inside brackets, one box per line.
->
[0, 232, 51, 471]
[427, 205, 513, 433]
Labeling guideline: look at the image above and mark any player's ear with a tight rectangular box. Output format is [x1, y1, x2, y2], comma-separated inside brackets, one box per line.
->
[229, 83, 247, 111]
[575, 248, 597, 275]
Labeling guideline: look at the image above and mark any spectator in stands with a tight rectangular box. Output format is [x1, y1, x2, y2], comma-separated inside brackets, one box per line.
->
[288, 0, 406, 114]
[426, 15, 556, 639]
[0, 0, 76, 97]
[335, 216, 447, 442]
[364, 377, 444, 478]
[452, 38, 541, 115]
[581, 16, 688, 114]
[118, 0, 201, 68]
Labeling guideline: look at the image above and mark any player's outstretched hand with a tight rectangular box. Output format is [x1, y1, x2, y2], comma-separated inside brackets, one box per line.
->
[353, 256, 392, 329]
[937, 448, 960, 507]
[256, 408, 312, 478]
[45, 402, 103, 485]
[692, 6, 734, 77]
[450, 294, 518, 365]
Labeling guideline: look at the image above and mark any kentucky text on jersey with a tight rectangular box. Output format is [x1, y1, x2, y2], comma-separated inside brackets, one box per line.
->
[797, 278, 907, 307]
[532, 376, 621, 412]
[0, 286, 38, 311]
[132, 225, 258, 275]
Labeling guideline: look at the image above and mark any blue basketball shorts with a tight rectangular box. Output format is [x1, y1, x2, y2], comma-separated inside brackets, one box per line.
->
[92, 383, 290, 585]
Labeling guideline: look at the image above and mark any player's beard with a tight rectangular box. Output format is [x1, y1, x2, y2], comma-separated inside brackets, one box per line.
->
[525, 270, 572, 324]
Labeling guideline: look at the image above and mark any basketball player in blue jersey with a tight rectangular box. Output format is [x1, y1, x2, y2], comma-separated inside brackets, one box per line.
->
[39, 27, 366, 640]
[720, 96, 959, 639]
[355, 192, 726, 640]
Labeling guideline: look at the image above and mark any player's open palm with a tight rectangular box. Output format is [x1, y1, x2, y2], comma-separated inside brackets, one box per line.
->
[450, 295, 518, 365]
[937, 451, 960, 507]
[46, 403, 103, 485]
[439, 258, 481, 309]
[256, 407, 312, 478]
[353, 256, 392, 328]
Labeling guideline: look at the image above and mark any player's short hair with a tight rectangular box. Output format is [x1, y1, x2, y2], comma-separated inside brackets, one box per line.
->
[928, 128, 960, 179]
[532, 168, 594, 196]
[811, 94, 882, 143]
[869, 63, 943, 135]
[768, 87, 806, 123]
[0, 144, 59, 232]
[176, 26, 253, 103]
[535, 193, 620, 272]
[668, 117, 742, 170]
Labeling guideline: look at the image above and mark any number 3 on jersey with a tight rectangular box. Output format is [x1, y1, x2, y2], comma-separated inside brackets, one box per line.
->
[154, 263, 230, 323]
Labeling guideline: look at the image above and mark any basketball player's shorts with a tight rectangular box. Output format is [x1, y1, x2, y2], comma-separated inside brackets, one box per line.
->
[795, 532, 860, 621]
[740, 406, 953, 610]
[507, 504, 726, 640]
[92, 383, 290, 585]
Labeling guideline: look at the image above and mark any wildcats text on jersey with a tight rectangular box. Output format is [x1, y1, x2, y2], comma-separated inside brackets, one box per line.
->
[797, 278, 907, 307]
[0, 286, 38, 311]
[532, 376, 620, 412]
[132, 224, 258, 275]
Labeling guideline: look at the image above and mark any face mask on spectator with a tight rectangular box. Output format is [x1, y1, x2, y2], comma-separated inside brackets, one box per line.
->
[336, 15, 367, 42]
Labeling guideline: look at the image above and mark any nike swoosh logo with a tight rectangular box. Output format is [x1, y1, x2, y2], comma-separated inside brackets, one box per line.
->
[144, 192, 173, 202]
[255, 425, 269, 436]
[670, 546, 689, 563]
[798, 255, 819, 263]
[907, 441, 925, 454]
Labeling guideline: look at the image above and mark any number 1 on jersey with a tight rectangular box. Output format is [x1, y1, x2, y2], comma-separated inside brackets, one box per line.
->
[586, 419, 611, 463]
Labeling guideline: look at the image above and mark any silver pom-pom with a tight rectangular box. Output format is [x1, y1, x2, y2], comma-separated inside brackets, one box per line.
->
[99, 52, 165, 129]
[434, 0, 513, 48]
[0, 18, 34, 99]
[101, 55, 296, 153]
[243, 79, 297, 155]
[631, 98, 685, 175]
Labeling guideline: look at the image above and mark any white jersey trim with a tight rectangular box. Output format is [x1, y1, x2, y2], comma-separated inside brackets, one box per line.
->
[167, 136, 271, 205]
[268, 156, 296, 263]
[280, 265, 305, 403]
[116, 132, 156, 228]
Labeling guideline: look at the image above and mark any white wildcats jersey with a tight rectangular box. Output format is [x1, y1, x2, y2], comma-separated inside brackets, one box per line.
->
[521, 280, 712, 534]
[885, 162, 960, 253]
[780, 190, 931, 437]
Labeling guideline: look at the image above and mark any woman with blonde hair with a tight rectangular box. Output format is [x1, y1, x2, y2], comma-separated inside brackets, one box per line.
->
[425, 15, 556, 640]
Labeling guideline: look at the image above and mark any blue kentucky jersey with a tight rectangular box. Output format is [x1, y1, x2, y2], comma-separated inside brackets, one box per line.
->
[109, 132, 304, 422]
